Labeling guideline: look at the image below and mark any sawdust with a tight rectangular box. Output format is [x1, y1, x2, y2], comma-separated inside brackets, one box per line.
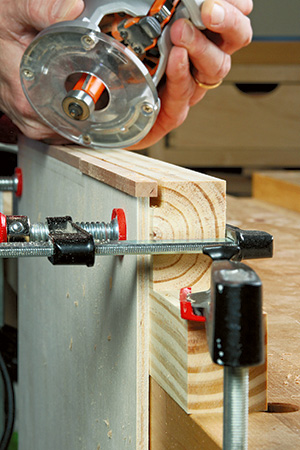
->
[107, 430, 112, 439]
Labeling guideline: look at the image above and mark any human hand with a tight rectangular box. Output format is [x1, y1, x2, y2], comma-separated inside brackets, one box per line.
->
[0, 0, 252, 149]
[131, 0, 253, 149]
[0, 0, 84, 142]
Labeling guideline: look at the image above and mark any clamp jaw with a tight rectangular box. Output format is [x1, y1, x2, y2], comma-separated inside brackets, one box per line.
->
[20, 0, 205, 149]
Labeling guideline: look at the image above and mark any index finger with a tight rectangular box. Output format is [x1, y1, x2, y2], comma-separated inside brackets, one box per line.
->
[201, 0, 253, 54]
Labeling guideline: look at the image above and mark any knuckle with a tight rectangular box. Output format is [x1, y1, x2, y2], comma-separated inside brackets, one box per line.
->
[243, 17, 253, 46]
[215, 54, 231, 80]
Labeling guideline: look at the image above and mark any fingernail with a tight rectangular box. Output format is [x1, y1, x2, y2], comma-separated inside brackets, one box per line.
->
[210, 2, 225, 25]
[181, 20, 195, 45]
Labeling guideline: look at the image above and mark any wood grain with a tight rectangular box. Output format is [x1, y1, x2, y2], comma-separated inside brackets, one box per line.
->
[34, 139, 158, 198]
[150, 290, 267, 415]
[65, 145, 227, 291]
[18, 140, 152, 450]
[253, 171, 300, 213]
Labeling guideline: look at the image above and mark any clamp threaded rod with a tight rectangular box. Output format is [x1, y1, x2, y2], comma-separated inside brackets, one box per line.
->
[29, 220, 119, 242]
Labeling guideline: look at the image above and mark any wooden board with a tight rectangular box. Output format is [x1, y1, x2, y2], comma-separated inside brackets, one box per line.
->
[253, 171, 300, 213]
[55, 144, 227, 292]
[151, 196, 300, 449]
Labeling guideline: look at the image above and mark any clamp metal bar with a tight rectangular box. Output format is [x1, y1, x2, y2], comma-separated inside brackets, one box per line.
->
[0, 242, 54, 258]
[0, 238, 231, 259]
[94, 238, 232, 256]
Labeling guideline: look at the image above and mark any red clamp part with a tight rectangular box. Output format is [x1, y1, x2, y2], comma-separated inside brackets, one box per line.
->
[0, 213, 7, 243]
[15, 168, 23, 197]
[180, 287, 206, 323]
[111, 208, 127, 241]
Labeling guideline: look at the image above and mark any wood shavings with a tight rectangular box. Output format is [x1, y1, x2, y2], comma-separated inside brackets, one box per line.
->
[103, 419, 109, 428]
[107, 430, 112, 439]
[74, 301, 78, 307]
[69, 338, 73, 351]
[97, 445, 101, 450]
[66, 292, 70, 298]
[107, 335, 111, 341]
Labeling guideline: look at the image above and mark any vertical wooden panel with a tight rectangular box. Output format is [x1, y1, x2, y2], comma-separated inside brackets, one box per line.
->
[18, 140, 150, 450]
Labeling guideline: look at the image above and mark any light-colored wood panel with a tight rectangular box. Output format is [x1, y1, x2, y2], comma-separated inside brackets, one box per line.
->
[169, 85, 300, 151]
[148, 144, 300, 168]
[226, 64, 300, 83]
[253, 171, 300, 213]
[151, 377, 300, 450]
[18, 140, 151, 450]
[23, 138, 158, 198]
[147, 83, 300, 168]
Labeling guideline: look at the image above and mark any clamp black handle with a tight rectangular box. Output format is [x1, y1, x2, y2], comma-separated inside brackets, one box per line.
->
[227, 224, 273, 261]
[208, 260, 264, 368]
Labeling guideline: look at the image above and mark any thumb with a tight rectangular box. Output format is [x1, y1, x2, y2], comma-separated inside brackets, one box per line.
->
[13, 0, 85, 31]
[47, 0, 85, 25]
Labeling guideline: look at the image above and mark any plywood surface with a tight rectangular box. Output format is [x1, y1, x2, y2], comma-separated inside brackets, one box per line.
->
[150, 289, 267, 415]
[151, 196, 300, 449]
[18, 140, 151, 450]
[253, 170, 300, 213]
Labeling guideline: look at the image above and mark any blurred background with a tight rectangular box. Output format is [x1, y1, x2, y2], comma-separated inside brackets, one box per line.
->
[145, 0, 300, 196]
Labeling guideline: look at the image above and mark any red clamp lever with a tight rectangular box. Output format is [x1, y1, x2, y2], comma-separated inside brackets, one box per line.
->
[0, 213, 7, 243]
[14, 168, 23, 197]
[111, 208, 127, 241]
[180, 287, 206, 323]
